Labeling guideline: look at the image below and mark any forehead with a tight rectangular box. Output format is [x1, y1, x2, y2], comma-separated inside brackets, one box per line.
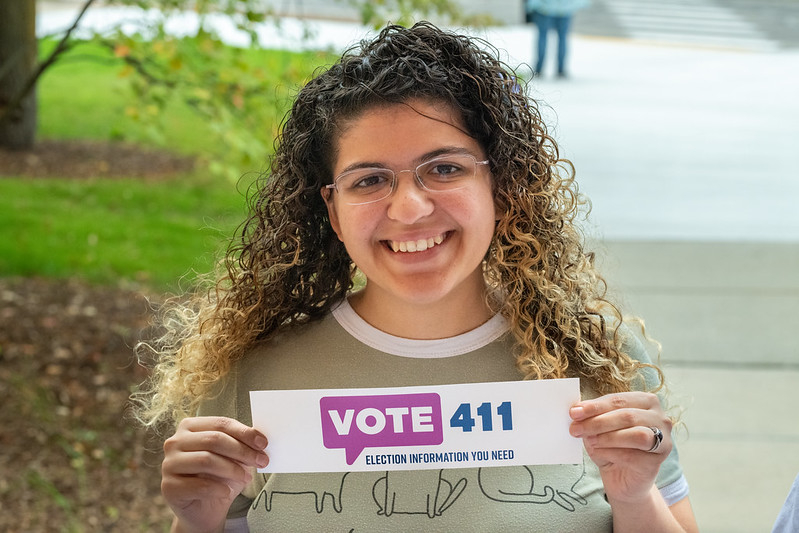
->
[333, 99, 481, 168]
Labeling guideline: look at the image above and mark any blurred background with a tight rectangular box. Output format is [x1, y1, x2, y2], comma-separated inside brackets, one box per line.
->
[1, 0, 797, 531]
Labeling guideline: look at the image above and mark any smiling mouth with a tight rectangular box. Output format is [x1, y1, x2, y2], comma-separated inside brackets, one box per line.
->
[387, 232, 447, 253]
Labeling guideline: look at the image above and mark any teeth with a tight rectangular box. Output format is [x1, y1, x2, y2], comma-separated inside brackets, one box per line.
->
[390, 233, 446, 253]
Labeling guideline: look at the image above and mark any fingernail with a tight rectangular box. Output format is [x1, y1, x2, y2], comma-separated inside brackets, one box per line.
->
[256, 453, 269, 468]
[254, 435, 268, 450]
[570, 406, 584, 419]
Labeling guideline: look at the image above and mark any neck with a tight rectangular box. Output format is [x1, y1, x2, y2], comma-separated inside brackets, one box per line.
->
[348, 282, 494, 340]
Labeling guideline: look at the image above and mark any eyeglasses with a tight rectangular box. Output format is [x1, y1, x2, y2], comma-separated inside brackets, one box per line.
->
[325, 153, 490, 206]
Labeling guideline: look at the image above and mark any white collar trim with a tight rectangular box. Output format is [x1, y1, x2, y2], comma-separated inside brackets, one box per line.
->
[331, 298, 509, 359]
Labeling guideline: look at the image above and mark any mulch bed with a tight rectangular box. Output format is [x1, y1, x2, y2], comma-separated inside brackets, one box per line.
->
[0, 139, 195, 179]
[0, 278, 173, 530]
[0, 139, 197, 530]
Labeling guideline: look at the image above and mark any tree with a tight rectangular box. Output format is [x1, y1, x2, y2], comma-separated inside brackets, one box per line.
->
[0, 0, 490, 170]
[1, 0, 103, 149]
[0, 0, 38, 149]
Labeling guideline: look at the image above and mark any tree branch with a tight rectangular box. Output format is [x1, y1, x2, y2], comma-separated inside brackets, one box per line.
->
[0, 0, 98, 124]
[96, 39, 177, 89]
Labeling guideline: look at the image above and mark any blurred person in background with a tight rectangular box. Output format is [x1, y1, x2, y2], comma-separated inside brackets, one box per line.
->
[526, 0, 590, 78]
[773, 473, 799, 532]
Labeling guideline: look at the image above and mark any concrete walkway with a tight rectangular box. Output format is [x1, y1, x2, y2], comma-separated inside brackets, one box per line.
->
[599, 240, 799, 532]
[37, 4, 799, 531]
[533, 32, 799, 530]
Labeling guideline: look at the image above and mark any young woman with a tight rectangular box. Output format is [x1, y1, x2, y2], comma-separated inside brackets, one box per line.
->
[136, 22, 698, 532]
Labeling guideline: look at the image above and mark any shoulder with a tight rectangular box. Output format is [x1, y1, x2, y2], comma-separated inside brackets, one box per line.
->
[196, 312, 345, 421]
[615, 320, 663, 392]
[614, 323, 687, 499]
[615, 320, 652, 361]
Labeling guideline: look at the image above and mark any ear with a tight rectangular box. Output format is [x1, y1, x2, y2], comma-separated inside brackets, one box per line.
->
[321, 187, 343, 240]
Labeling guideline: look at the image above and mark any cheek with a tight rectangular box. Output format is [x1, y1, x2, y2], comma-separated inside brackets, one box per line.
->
[472, 197, 501, 248]
[459, 190, 498, 232]
[335, 207, 382, 244]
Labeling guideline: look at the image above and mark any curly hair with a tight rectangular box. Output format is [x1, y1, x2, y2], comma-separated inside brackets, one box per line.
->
[134, 21, 658, 429]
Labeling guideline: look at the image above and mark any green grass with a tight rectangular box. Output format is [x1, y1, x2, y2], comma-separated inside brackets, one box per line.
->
[36, 39, 200, 152]
[1, 39, 332, 290]
[36, 42, 153, 145]
[37, 39, 333, 156]
[0, 175, 252, 290]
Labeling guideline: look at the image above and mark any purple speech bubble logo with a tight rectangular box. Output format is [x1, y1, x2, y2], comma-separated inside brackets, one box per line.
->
[320, 393, 443, 465]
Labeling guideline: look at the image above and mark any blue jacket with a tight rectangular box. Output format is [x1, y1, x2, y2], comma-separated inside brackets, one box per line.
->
[526, 0, 590, 16]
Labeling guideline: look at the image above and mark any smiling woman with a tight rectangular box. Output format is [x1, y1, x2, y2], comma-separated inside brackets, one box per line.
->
[134, 22, 697, 532]
[321, 100, 497, 337]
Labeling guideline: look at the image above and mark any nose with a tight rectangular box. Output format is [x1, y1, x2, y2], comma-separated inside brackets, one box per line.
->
[385, 170, 434, 223]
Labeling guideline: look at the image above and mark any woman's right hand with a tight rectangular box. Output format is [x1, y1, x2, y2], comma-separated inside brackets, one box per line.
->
[161, 416, 269, 533]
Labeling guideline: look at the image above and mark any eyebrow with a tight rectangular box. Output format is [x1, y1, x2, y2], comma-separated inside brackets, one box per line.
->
[336, 146, 479, 175]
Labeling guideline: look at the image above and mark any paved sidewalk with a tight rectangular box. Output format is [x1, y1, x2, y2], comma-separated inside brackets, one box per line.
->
[599, 240, 799, 532]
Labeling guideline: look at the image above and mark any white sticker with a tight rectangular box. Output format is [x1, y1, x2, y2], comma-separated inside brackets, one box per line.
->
[250, 378, 582, 473]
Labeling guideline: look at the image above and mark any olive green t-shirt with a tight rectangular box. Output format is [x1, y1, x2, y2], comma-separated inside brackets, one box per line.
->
[198, 300, 687, 532]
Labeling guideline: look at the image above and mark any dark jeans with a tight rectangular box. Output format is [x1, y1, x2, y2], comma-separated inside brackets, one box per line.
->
[534, 13, 572, 75]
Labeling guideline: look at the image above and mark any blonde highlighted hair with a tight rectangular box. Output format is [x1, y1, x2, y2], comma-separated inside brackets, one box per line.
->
[134, 22, 660, 429]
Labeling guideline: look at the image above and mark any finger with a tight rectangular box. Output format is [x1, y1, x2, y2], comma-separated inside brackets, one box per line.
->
[570, 405, 672, 439]
[570, 392, 660, 421]
[170, 417, 269, 469]
[179, 416, 269, 452]
[584, 445, 664, 479]
[161, 471, 241, 504]
[585, 425, 672, 455]
[163, 449, 255, 484]
[166, 428, 269, 470]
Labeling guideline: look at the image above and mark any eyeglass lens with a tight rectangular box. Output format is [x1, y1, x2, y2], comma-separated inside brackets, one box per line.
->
[335, 154, 479, 204]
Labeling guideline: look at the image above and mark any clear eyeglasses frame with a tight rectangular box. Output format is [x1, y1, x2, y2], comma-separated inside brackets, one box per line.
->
[325, 153, 490, 206]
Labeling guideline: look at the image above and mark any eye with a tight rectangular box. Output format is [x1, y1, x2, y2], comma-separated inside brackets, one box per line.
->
[430, 163, 462, 176]
[344, 170, 392, 191]
[423, 159, 468, 181]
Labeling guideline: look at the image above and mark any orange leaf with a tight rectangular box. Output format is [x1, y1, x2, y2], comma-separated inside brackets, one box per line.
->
[232, 92, 244, 109]
[114, 44, 131, 58]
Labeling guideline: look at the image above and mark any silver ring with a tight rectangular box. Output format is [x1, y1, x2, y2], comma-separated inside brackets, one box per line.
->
[647, 426, 664, 452]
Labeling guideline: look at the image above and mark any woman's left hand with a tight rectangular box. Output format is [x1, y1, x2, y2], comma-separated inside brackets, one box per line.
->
[569, 392, 673, 504]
